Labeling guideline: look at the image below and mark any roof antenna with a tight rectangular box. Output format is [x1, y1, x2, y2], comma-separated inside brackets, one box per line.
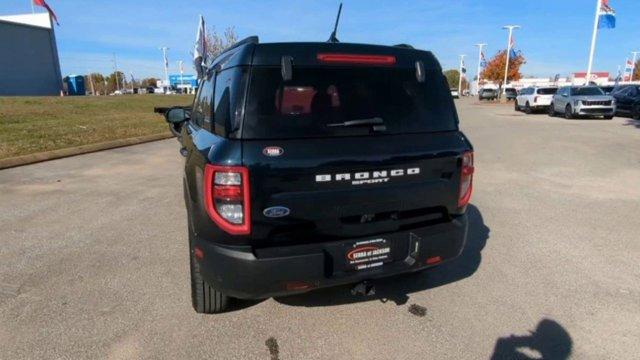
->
[327, 3, 343, 43]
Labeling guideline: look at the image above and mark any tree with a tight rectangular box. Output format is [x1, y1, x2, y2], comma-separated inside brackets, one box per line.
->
[205, 26, 238, 59]
[480, 50, 526, 86]
[634, 59, 640, 81]
[443, 69, 469, 90]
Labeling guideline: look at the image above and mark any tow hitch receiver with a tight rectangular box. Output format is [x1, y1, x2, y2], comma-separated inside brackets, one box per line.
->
[351, 281, 376, 296]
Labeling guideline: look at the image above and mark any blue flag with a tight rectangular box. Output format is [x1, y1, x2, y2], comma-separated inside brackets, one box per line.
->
[598, 0, 616, 29]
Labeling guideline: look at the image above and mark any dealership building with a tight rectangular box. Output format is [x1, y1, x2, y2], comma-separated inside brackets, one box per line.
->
[0, 13, 63, 96]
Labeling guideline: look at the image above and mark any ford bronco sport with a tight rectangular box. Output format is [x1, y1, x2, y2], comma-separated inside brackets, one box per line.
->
[163, 37, 474, 313]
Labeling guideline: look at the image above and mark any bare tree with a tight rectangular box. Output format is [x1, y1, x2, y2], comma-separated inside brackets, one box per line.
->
[205, 26, 238, 59]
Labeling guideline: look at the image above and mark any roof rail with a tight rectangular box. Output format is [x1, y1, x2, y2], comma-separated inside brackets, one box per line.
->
[393, 44, 414, 49]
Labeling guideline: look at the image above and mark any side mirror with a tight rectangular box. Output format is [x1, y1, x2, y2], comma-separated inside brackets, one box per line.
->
[165, 107, 189, 124]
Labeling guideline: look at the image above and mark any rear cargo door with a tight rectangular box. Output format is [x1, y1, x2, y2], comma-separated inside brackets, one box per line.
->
[241, 64, 469, 245]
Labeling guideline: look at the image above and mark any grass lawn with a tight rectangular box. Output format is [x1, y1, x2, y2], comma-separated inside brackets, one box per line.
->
[0, 94, 192, 159]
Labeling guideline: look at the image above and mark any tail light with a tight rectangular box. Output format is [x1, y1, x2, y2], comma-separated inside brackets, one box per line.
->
[534, 96, 538, 103]
[203, 164, 251, 235]
[317, 53, 396, 66]
[458, 151, 474, 208]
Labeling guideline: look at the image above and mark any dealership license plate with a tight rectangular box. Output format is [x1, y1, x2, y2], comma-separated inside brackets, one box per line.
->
[345, 238, 392, 271]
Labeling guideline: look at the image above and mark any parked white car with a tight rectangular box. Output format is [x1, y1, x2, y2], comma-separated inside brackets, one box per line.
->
[515, 87, 558, 113]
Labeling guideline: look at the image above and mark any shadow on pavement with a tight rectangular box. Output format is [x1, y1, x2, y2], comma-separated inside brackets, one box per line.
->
[490, 319, 573, 360]
[623, 119, 640, 129]
[275, 204, 490, 307]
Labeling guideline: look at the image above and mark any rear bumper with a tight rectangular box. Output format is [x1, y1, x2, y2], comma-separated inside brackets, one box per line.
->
[194, 215, 468, 299]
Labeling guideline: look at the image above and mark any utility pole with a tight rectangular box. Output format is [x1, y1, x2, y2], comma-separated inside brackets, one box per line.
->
[112, 53, 120, 91]
[159, 47, 170, 93]
[586, 0, 602, 85]
[630, 51, 639, 82]
[474, 43, 487, 95]
[458, 55, 466, 96]
[502, 25, 520, 97]
[178, 60, 184, 94]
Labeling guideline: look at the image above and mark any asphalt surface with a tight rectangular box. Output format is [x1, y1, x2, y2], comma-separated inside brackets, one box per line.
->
[1, 98, 639, 359]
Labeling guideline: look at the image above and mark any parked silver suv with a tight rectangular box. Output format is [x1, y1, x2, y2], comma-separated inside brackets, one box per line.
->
[549, 86, 615, 119]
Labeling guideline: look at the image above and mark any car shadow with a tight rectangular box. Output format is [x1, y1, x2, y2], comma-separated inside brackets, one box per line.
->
[275, 204, 490, 307]
[490, 319, 573, 360]
[622, 118, 640, 128]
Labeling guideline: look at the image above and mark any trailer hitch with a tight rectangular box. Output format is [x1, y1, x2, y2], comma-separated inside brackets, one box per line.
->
[351, 280, 376, 296]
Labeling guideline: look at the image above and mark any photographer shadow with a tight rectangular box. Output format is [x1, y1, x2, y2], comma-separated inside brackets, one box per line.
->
[491, 319, 573, 360]
[276, 204, 490, 307]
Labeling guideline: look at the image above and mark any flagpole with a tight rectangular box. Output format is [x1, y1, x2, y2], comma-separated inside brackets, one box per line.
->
[30, 0, 35, 13]
[475, 43, 486, 95]
[586, 0, 601, 85]
[502, 25, 520, 98]
[630, 51, 639, 83]
[458, 54, 466, 96]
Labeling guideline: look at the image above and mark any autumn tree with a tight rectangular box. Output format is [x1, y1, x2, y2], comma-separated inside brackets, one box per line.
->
[634, 59, 640, 81]
[443, 69, 469, 90]
[205, 26, 238, 59]
[480, 50, 526, 87]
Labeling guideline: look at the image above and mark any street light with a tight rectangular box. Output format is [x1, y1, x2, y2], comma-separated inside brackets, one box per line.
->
[458, 55, 466, 96]
[630, 51, 639, 82]
[502, 25, 520, 96]
[475, 43, 487, 95]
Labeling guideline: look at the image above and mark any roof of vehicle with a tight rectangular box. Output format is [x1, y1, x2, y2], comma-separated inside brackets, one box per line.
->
[210, 36, 442, 70]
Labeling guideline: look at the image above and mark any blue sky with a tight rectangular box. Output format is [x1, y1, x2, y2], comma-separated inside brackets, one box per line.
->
[1, 0, 637, 79]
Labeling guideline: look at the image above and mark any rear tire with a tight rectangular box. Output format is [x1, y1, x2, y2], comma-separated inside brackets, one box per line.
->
[564, 105, 573, 119]
[188, 217, 229, 314]
[514, 101, 519, 111]
[524, 102, 532, 114]
[548, 104, 555, 117]
[632, 105, 640, 120]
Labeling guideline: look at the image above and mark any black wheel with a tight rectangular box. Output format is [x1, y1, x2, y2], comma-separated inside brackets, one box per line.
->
[187, 207, 229, 314]
[632, 105, 640, 120]
[548, 104, 555, 117]
[524, 102, 532, 114]
[564, 105, 573, 119]
[514, 100, 519, 111]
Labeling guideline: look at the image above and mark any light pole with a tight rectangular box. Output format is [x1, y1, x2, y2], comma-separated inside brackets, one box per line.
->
[178, 60, 184, 93]
[630, 51, 639, 82]
[112, 53, 120, 91]
[475, 43, 487, 95]
[458, 55, 466, 96]
[502, 25, 520, 96]
[159, 47, 170, 93]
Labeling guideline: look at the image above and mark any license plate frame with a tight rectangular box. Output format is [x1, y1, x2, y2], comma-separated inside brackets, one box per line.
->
[344, 238, 392, 271]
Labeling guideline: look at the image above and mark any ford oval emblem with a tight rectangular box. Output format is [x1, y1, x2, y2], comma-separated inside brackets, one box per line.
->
[263, 206, 290, 218]
[263, 146, 284, 157]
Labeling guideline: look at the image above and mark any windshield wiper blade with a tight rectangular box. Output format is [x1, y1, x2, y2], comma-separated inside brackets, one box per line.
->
[326, 117, 384, 127]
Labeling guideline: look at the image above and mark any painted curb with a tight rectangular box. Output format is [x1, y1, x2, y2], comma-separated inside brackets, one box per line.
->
[0, 132, 174, 170]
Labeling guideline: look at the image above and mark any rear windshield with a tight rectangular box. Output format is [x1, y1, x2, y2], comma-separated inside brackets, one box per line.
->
[242, 67, 457, 139]
[572, 87, 604, 96]
[536, 88, 557, 95]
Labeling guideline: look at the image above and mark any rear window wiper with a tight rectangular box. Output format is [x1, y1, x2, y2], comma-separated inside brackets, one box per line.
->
[326, 117, 384, 127]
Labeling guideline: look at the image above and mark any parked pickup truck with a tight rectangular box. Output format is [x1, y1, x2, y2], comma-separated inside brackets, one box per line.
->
[162, 37, 474, 313]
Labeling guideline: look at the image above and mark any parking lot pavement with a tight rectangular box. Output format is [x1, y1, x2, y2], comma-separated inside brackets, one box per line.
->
[1, 98, 639, 359]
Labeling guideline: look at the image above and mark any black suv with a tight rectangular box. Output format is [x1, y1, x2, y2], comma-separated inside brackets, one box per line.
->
[612, 84, 640, 119]
[163, 37, 474, 313]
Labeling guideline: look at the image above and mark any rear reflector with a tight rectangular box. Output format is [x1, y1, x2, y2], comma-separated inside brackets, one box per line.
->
[317, 53, 396, 65]
[458, 151, 474, 208]
[285, 281, 315, 291]
[426, 256, 442, 265]
[194, 246, 204, 260]
[204, 164, 251, 235]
